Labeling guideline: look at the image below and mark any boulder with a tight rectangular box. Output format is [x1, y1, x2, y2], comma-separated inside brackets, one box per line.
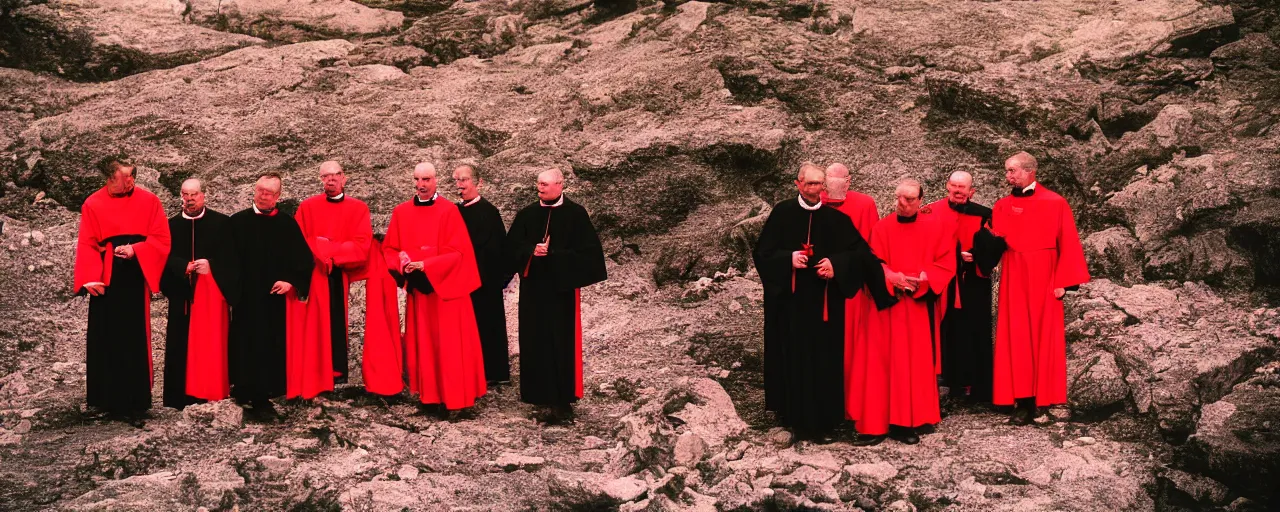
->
[844, 462, 898, 484]
[494, 453, 546, 472]
[1210, 33, 1280, 74]
[182, 399, 244, 428]
[1068, 348, 1130, 416]
[1185, 367, 1280, 507]
[602, 476, 647, 502]
[667, 378, 747, 447]
[186, 0, 405, 38]
[1082, 227, 1144, 284]
[673, 432, 709, 467]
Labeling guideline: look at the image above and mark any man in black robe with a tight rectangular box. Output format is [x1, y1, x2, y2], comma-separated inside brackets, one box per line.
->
[227, 173, 314, 418]
[160, 178, 239, 409]
[505, 168, 607, 423]
[453, 163, 513, 386]
[925, 171, 995, 402]
[753, 163, 896, 440]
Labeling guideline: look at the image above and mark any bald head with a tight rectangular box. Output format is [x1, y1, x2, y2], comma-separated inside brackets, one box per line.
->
[1004, 151, 1037, 189]
[537, 168, 565, 202]
[945, 170, 975, 205]
[319, 160, 346, 197]
[825, 163, 851, 200]
[180, 178, 205, 215]
[413, 162, 437, 200]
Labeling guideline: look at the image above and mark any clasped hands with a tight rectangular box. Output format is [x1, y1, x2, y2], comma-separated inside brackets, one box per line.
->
[887, 270, 926, 294]
[791, 251, 835, 279]
[185, 259, 211, 275]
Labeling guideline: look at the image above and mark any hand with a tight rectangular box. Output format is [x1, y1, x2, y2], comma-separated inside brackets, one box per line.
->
[534, 242, 549, 257]
[113, 244, 135, 259]
[193, 259, 211, 275]
[1054, 287, 1066, 299]
[901, 275, 920, 293]
[186, 261, 197, 274]
[84, 283, 106, 296]
[270, 281, 293, 295]
[961, 251, 973, 263]
[815, 258, 834, 279]
[403, 261, 424, 273]
[791, 251, 809, 269]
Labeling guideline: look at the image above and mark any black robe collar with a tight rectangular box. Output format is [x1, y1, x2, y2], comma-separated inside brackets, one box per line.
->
[1011, 182, 1037, 197]
[896, 213, 918, 223]
[182, 207, 207, 220]
[413, 192, 439, 207]
[325, 193, 345, 203]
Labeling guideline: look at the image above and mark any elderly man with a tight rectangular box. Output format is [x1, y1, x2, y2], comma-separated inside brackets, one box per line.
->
[383, 162, 487, 415]
[294, 161, 373, 397]
[991, 152, 1089, 425]
[160, 178, 239, 409]
[73, 156, 171, 425]
[227, 172, 315, 419]
[754, 163, 894, 440]
[924, 171, 995, 402]
[505, 168, 606, 423]
[849, 179, 955, 445]
[453, 163, 513, 386]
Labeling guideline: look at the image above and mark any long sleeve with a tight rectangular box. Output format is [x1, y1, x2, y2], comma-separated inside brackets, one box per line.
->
[504, 208, 538, 277]
[421, 208, 481, 301]
[72, 202, 104, 294]
[160, 220, 190, 301]
[921, 223, 957, 297]
[333, 206, 373, 267]
[134, 196, 172, 293]
[283, 217, 316, 298]
[1052, 201, 1090, 289]
[752, 206, 795, 296]
[549, 205, 606, 291]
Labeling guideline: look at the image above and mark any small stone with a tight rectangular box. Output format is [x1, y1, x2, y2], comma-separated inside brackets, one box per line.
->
[673, 432, 709, 467]
[494, 453, 544, 472]
[27, 265, 34, 272]
[13, 420, 31, 434]
[28, 231, 45, 246]
[602, 476, 647, 502]
[845, 462, 899, 483]
[7, 245, 16, 251]
[583, 435, 608, 449]
[256, 455, 294, 478]
[396, 465, 419, 480]
[19, 238, 29, 247]
[726, 440, 749, 461]
[768, 427, 793, 447]
[1077, 436, 1096, 445]
[717, 369, 731, 379]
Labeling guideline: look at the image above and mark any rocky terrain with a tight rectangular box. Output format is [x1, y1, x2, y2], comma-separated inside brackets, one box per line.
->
[1, 0, 1278, 510]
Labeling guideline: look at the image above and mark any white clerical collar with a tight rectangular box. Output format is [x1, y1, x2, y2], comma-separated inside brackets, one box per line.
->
[797, 194, 822, 211]
[252, 204, 264, 214]
[1023, 182, 1038, 193]
[462, 195, 482, 207]
[540, 195, 565, 208]
[327, 193, 344, 201]
[182, 208, 207, 220]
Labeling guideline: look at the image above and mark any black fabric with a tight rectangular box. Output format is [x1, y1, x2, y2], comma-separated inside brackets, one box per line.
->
[896, 213, 918, 223]
[940, 203, 995, 400]
[325, 195, 344, 204]
[505, 196, 606, 406]
[226, 208, 314, 403]
[971, 225, 1006, 276]
[405, 271, 434, 295]
[752, 200, 895, 434]
[159, 209, 237, 409]
[459, 197, 512, 383]
[329, 269, 348, 384]
[413, 195, 435, 207]
[1011, 186, 1036, 198]
[86, 234, 151, 414]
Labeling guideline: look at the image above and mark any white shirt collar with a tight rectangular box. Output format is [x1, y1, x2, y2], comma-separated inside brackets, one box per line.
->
[328, 193, 344, 200]
[462, 195, 482, 207]
[797, 194, 822, 211]
[252, 204, 264, 214]
[182, 208, 206, 220]
[1023, 182, 1038, 193]
[541, 195, 565, 208]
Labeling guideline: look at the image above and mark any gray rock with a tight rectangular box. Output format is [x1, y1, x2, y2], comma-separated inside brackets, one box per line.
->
[494, 453, 545, 472]
[1082, 227, 1144, 284]
[673, 432, 709, 467]
[255, 455, 294, 479]
[182, 400, 244, 429]
[1068, 349, 1130, 415]
[27, 231, 44, 246]
[1160, 468, 1231, 506]
[667, 378, 747, 448]
[602, 476, 647, 502]
[844, 462, 898, 484]
[1185, 368, 1280, 507]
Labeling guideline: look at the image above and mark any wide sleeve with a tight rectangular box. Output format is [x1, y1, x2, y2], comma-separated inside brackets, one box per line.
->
[504, 208, 536, 277]
[481, 207, 512, 289]
[862, 222, 898, 309]
[824, 213, 870, 300]
[751, 207, 794, 295]
[159, 218, 190, 300]
[422, 207, 481, 301]
[72, 201, 106, 294]
[917, 222, 957, 298]
[134, 195, 172, 294]
[208, 217, 243, 308]
[283, 217, 316, 298]
[549, 206, 606, 291]
[333, 204, 373, 267]
[1052, 200, 1090, 290]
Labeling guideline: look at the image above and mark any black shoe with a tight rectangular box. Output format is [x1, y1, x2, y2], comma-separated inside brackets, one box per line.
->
[893, 429, 920, 445]
[1009, 405, 1034, 426]
[850, 434, 886, 446]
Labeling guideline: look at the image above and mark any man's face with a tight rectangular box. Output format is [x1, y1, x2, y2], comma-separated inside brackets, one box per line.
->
[453, 168, 479, 201]
[1005, 161, 1034, 189]
[946, 178, 974, 204]
[537, 175, 563, 202]
[896, 186, 922, 217]
[181, 186, 205, 214]
[795, 170, 824, 203]
[320, 167, 346, 197]
[414, 169, 437, 199]
[106, 168, 135, 196]
[253, 178, 282, 211]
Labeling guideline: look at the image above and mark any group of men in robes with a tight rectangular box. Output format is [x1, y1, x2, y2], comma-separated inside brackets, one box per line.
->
[73, 157, 606, 425]
[756, 152, 1089, 444]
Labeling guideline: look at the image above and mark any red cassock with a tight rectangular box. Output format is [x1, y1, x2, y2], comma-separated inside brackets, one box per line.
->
[991, 185, 1089, 406]
[924, 199, 986, 374]
[289, 195, 373, 399]
[355, 238, 404, 396]
[73, 187, 171, 385]
[187, 270, 231, 400]
[850, 213, 955, 435]
[822, 191, 882, 420]
[383, 198, 487, 410]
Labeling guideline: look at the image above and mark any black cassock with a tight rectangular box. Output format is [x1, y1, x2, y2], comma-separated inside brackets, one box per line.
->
[939, 201, 996, 400]
[458, 196, 513, 383]
[505, 196, 606, 406]
[159, 208, 240, 409]
[226, 208, 313, 404]
[753, 197, 896, 435]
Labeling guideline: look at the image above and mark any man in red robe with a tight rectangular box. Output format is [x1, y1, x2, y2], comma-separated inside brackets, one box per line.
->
[925, 171, 995, 402]
[383, 162, 487, 415]
[356, 235, 403, 397]
[850, 179, 955, 445]
[73, 157, 171, 426]
[991, 152, 1090, 424]
[294, 161, 372, 398]
[821, 163, 883, 422]
[161, 178, 239, 409]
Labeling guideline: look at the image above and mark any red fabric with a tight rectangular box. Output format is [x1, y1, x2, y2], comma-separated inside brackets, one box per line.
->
[383, 199, 486, 409]
[283, 287, 320, 398]
[827, 193, 881, 419]
[575, 288, 583, 399]
[851, 213, 955, 435]
[991, 186, 1090, 406]
[73, 187, 170, 294]
[186, 273, 230, 400]
[358, 239, 404, 396]
[72, 187, 170, 388]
